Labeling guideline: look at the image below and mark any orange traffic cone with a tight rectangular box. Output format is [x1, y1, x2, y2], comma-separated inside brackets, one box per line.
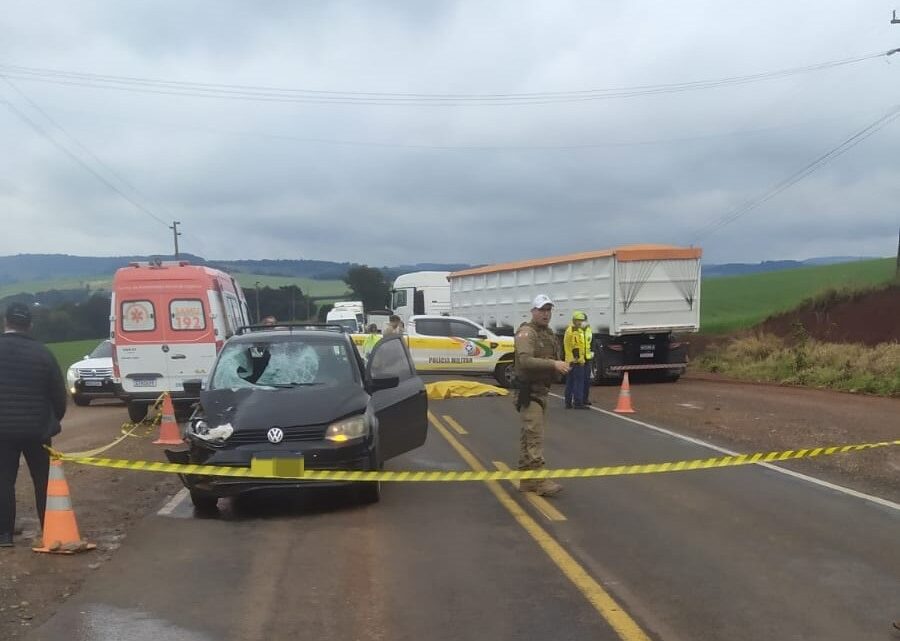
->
[153, 392, 183, 445]
[33, 460, 96, 554]
[613, 372, 636, 414]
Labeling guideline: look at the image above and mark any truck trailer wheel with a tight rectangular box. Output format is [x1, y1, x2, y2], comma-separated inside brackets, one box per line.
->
[494, 361, 517, 388]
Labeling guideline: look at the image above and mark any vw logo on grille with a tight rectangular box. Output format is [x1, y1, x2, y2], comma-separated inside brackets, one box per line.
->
[267, 427, 284, 444]
[91, 369, 97, 376]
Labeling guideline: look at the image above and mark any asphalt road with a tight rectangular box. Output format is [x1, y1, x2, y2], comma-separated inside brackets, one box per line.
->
[26, 390, 900, 641]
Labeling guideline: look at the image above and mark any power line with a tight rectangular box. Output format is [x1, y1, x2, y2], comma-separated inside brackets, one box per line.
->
[1, 76, 174, 229]
[0, 51, 889, 106]
[0, 84, 169, 228]
[690, 106, 900, 243]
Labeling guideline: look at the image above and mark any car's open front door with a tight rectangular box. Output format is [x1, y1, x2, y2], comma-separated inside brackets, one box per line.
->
[365, 336, 428, 461]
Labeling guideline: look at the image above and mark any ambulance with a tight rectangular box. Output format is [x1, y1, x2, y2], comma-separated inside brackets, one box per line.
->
[353, 314, 516, 387]
[110, 261, 250, 422]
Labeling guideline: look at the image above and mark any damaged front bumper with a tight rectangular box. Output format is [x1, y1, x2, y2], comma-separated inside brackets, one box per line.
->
[166, 439, 376, 497]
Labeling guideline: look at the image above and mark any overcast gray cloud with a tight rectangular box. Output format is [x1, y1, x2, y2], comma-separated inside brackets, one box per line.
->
[1, 0, 899, 267]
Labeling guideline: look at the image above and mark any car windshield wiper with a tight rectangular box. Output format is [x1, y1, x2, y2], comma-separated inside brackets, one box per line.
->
[269, 382, 323, 388]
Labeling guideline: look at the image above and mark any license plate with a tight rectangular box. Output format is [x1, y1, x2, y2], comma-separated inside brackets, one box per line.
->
[133, 379, 157, 388]
[83, 380, 103, 387]
[250, 456, 305, 478]
[640, 352, 654, 358]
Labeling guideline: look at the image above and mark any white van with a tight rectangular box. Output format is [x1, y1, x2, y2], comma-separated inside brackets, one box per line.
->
[111, 261, 250, 421]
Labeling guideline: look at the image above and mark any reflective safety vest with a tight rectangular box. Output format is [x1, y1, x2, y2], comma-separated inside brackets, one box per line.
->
[583, 325, 594, 360]
[362, 333, 381, 357]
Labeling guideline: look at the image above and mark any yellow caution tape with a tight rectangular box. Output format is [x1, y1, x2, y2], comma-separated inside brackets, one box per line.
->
[48, 439, 900, 482]
[60, 394, 166, 459]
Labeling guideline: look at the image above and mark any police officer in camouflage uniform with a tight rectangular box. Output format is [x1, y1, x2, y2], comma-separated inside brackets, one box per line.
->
[514, 294, 570, 497]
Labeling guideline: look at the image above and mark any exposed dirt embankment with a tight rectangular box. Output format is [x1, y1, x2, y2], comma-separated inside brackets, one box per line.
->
[759, 284, 899, 346]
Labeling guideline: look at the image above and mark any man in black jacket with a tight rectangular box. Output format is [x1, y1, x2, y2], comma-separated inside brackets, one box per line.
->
[0, 303, 67, 547]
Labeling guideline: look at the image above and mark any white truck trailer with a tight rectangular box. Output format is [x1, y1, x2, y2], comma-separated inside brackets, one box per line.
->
[447, 244, 702, 382]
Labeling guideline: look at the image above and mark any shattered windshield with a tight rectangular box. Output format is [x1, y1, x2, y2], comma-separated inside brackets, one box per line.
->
[210, 336, 357, 390]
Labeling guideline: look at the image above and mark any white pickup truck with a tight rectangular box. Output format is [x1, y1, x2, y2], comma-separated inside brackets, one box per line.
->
[353, 315, 517, 387]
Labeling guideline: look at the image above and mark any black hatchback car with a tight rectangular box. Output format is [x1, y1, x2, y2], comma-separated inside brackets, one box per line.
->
[167, 325, 428, 509]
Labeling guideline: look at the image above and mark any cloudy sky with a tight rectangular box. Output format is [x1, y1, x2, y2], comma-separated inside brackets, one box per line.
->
[1, 1, 899, 266]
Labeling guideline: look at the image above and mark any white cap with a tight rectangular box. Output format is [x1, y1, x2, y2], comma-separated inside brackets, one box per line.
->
[531, 294, 554, 309]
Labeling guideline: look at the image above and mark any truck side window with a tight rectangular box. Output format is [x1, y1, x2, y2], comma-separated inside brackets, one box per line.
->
[392, 290, 407, 309]
[448, 320, 481, 338]
[121, 300, 156, 332]
[414, 319, 450, 337]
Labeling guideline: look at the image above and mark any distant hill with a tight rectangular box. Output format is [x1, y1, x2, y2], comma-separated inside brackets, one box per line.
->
[0, 253, 472, 286]
[703, 256, 881, 278]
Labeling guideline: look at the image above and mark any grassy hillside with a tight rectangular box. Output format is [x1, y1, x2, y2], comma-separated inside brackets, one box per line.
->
[48, 338, 106, 374]
[0, 273, 349, 300]
[700, 257, 895, 334]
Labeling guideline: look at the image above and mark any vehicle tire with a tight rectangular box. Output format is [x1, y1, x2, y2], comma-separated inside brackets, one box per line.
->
[189, 489, 219, 512]
[127, 402, 148, 423]
[356, 481, 381, 504]
[73, 395, 91, 407]
[494, 361, 517, 388]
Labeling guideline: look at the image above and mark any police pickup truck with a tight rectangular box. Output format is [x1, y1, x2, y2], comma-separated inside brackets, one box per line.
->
[354, 315, 516, 387]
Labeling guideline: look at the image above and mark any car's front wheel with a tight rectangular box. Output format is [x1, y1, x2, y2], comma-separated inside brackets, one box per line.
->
[189, 489, 219, 513]
[356, 481, 381, 504]
[73, 395, 91, 407]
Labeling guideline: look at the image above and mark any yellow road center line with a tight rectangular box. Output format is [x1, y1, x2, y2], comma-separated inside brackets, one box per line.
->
[427, 414, 651, 641]
[441, 415, 469, 435]
[493, 460, 567, 522]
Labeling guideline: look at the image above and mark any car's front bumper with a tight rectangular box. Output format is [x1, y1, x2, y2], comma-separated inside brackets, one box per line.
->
[71, 378, 118, 399]
[168, 438, 376, 496]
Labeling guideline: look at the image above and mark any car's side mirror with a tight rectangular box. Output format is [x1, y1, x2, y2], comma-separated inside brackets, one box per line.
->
[183, 379, 203, 396]
[477, 331, 488, 339]
[369, 376, 399, 392]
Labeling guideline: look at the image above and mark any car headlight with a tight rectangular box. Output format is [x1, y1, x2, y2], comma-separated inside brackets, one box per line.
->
[325, 415, 368, 443]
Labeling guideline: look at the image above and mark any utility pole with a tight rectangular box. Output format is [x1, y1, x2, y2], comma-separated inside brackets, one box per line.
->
[895, 226, 899, 280]
[254, 281, 261, 323]
[169, 221, 182, 258]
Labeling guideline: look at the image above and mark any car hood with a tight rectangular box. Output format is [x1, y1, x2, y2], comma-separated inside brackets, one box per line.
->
[199, 384, 369, 429]
[72, 357, 113, 370]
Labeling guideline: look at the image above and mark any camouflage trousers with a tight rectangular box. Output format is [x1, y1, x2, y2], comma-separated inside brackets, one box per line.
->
[517, 396, 548, 470]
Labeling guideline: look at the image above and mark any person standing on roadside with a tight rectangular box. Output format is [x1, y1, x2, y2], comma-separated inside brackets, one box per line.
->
[0, 303, 67, 547]
[563, 311, 587, 409]
[362, 323, 381, 360]
[514, 295, 570, 497]
[382, 315, 403, 336]
[581, 313, 594, 406]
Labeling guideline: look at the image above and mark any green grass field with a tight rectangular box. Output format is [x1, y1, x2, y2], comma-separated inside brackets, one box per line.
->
[0, 273, 349, 300]
[700, 258, 895, 334]
[231, 274, 350, 299]
[47, 338, 106, 374]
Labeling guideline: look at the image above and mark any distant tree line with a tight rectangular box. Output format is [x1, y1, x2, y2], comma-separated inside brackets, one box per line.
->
[1, 265, 395, 342]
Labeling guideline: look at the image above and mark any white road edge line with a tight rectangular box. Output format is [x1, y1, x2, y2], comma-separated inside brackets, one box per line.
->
[549, 392, 900, 512]
[157, 488, 189, 516]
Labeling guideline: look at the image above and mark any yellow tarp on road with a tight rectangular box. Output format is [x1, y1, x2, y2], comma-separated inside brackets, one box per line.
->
[425, 380, 510, 400]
